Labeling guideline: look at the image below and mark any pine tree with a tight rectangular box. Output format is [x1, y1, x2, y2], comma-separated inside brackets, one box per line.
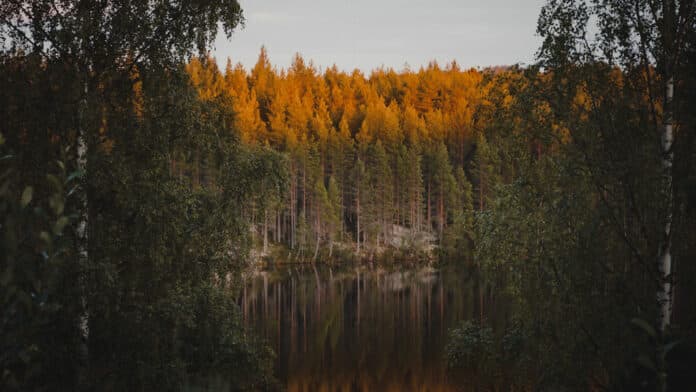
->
[430, 142, 457, 239]
[366, 141, 393, 247]
[327, 176, 343, 256]
[352, 157, 369, 253]
[312, 178, 329, 260]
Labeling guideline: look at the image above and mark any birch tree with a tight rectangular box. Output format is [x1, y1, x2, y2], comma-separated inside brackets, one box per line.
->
[1, 0, 244, 388]
[537, 0, 695, 388]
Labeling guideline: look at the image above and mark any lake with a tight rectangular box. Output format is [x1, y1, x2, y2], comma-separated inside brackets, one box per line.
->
[238, 264, 504, 391]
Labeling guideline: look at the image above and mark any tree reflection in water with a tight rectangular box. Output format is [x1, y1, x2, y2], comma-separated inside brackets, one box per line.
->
[239, 264, 506, 391]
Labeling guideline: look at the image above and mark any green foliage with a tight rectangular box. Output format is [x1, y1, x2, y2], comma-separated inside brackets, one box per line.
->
[440, 166, 474, 263]
[1, 139, 81, 390]
[445, 321, 494, 370]
[462, 1, 696, 388]
[327, 176, 342, 237]
[446, 319, 537, 390]
[0, 2, 282, 387]
[84, 67, 278, 390]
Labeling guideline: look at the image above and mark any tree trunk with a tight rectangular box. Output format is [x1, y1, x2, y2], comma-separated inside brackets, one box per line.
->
[439, 184, 444, 238]
[659, 55, 674, 388]
[427, 181, 431, 231]
[290, 170, 297, 249]
[263, 209, 268, 254]
[313, 206, 321, 261]
[356, 185, 361, 254]
[302, 164, 306, 219]
[410, 190, 415, 230]
[313, 234, 320, 261]
[76, 78, 90, 390]
[657, 1, 674, 338]
[275, 207, 283, 243]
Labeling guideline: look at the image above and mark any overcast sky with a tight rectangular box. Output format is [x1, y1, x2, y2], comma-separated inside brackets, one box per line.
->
[213, 0, 547, 73]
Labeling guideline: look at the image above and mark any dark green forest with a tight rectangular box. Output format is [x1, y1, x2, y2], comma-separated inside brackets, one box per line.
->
[1, 1, 695, 391]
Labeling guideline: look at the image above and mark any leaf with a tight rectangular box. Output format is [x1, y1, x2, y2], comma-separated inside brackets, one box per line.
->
[39, 231, 52, 246]
[66, 169, 84, 184]
[21, 186, 33, 208]
[46, 174, 62, 191]
[663, 339, 682, 355]
[49, 195, 64, 215]
[630, 318, 656, 339]
[53, 216, 70, 235]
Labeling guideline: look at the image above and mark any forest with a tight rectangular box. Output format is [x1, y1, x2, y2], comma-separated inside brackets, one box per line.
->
[185, 50, 485, 262]
[1, 0, 696, 391]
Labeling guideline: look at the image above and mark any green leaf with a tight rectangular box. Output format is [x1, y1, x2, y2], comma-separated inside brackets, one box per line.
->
[630, 318, 656, 339]
[46, 174, 62, 192]
[49, 195, 64, 215]
[66, 169, 84, 184]
[21, 186, 33, 208]
[53, 216, 70, 235]
[39, 231, 52, 246]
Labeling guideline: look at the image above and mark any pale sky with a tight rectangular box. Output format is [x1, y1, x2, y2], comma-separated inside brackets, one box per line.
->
[213, 0, 547, 73]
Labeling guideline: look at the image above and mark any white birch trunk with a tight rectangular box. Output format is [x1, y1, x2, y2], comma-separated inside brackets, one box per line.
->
[658, 75, 674, 334]
[77, 79, 90, 388]
[77, 127, 89, 336]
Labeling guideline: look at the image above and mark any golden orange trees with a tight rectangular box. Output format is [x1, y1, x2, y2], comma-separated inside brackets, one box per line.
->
[187, 49, 511, 258]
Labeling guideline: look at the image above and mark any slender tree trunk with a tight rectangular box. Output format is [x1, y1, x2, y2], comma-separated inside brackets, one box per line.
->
[656, 16, 675, 390]
[657, 1, 674, 338]
[313, 234, 320, 260]
[439, 184, 444, 238]
[416, 186, 421, 232]
[313, 206, 321, 261]
[290, 170, 297, 249]
[251, 201, 256, 244]
[427, 181, 431, 231]
[302, 164, 306, 219]
[263, 209, 268, 254]
[410, 190, 415, 229]
[356, 185, 361, 254]
[76, 78, 90, 390]
[276, 209, 281, 243]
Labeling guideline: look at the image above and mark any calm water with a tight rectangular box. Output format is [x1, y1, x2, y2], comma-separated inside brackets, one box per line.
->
[238, 264, 503, 392]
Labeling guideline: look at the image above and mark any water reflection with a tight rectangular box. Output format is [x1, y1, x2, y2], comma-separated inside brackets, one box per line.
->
[239, 264, 500, 392]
